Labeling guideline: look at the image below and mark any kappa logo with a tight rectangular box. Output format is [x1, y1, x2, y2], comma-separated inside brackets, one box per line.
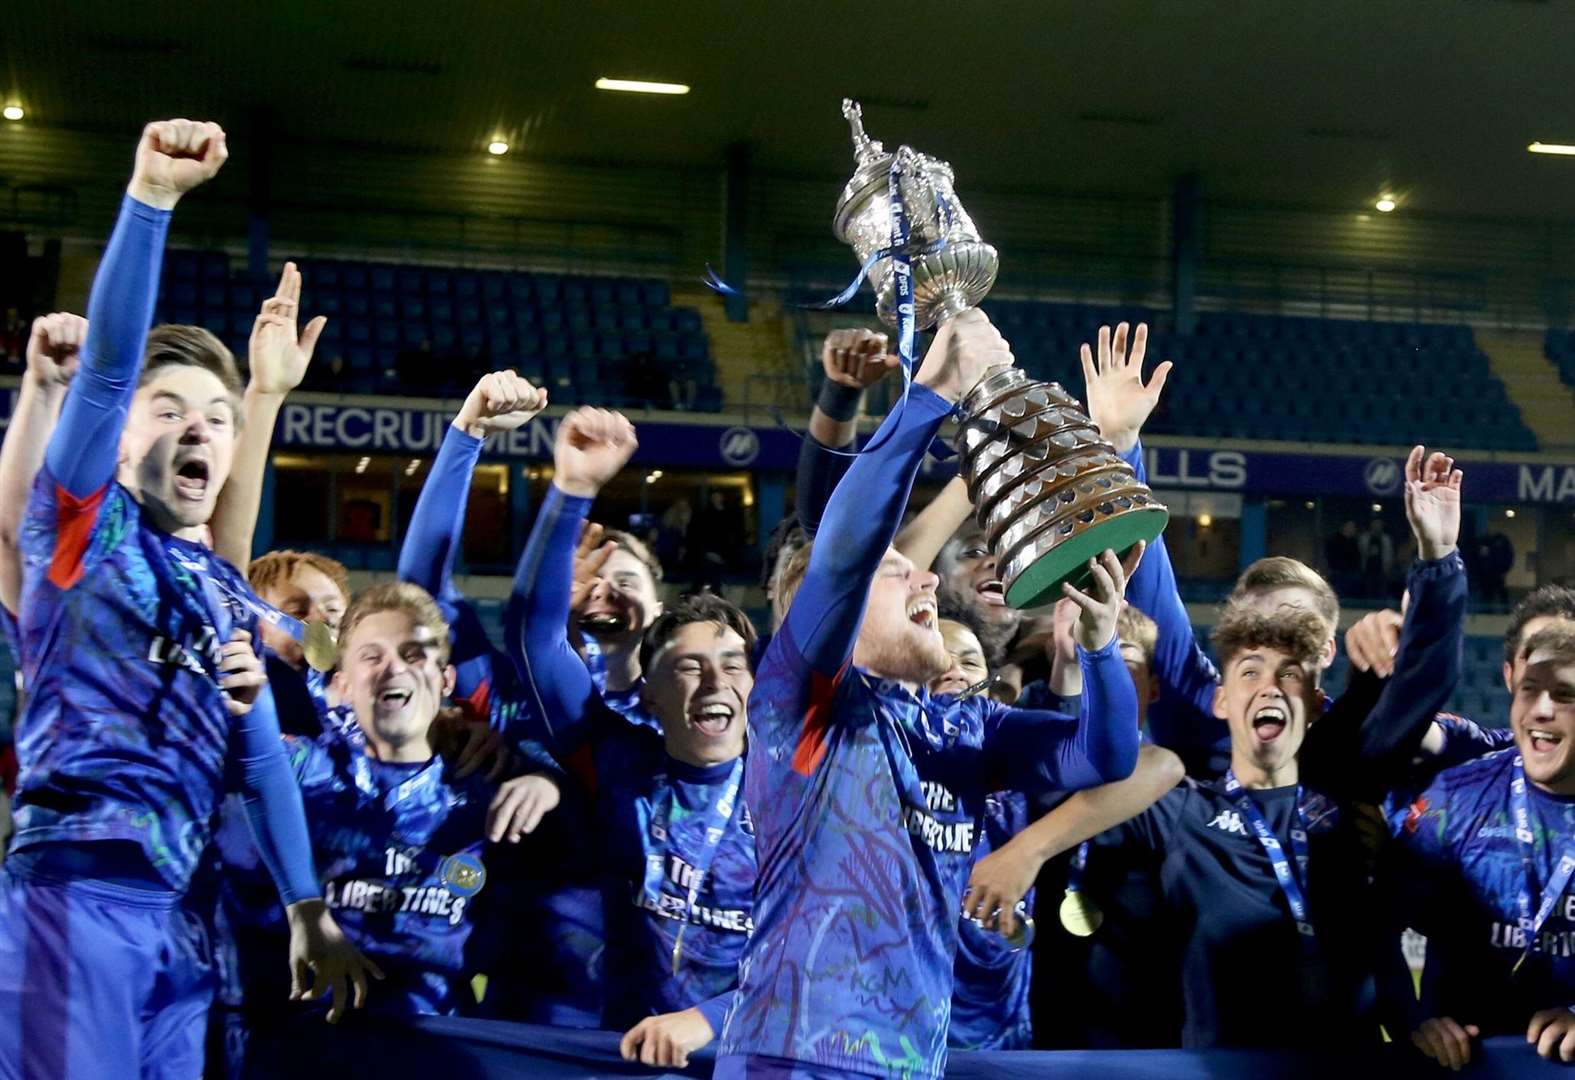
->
[719, 426, 760, 467]
[1364, 457, 1402, 496]
[1206, 809, 1249, 836]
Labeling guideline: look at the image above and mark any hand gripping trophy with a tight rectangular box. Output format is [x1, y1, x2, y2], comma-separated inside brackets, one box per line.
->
[834, 100, 1167, 606]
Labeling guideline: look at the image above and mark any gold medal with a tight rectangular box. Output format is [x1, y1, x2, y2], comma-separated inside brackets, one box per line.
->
[1059, 888, 1103, 937]
[303, 620, 339, 673]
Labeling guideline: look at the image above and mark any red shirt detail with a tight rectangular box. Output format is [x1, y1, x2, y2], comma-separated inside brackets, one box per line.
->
[47, 484, 107, 591]
[792, 665, 846, 777]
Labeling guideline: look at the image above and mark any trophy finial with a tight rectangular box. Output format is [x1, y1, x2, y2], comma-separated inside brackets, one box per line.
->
[842, 98, 884, 166]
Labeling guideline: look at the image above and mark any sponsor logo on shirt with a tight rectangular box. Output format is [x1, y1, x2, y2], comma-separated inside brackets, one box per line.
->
[902, 781, 977, 854]
[1490, 921, 1575, 957]
[1206, 809, 1249, 836]
[636, 852, 754, 933]
[147, 625, 222, 679]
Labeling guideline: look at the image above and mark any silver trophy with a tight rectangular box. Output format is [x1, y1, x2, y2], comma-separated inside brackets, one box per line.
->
[833, 100, 999, 330]
[832, 101, 1166, 606]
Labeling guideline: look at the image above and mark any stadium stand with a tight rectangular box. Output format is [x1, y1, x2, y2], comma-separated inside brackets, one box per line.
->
[156, 249, 723, 411]
[1546, 327, 1575, 392]
[987, 302, 1537, 451]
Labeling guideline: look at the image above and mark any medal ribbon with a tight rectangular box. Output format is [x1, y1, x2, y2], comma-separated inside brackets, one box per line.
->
[173, 552, 313, 647]
[1067, 840, 1092, 894]
[1510, 755, 1575, 973]
[635, 757, 746, 972]
[1223, 770, 1315, 938]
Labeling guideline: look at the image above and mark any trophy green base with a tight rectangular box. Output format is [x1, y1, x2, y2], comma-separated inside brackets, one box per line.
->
[1003, 507, 1169, 610]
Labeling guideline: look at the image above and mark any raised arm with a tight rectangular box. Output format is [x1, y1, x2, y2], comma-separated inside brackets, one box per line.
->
[1081, 323, 1224, 764]
[503, 407, 632, 750]
[796, 328, 897, 536]
[210, 262, 325, 569]
[784, 310, 1011, 675]
[1301, 447, 1466, 799]
[400, 371, 545, 704]
[979, 545, 1146, 797]
[48, 121, 227, 499]
[893, 474, 973, 573]
[400, 371, 546, 604]
[0, 314, 82, 611]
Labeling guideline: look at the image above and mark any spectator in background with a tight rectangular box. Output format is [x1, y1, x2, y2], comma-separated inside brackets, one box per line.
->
[1359, 518, 1395, 601]
[687, 489, 741, 595]
[0, 309, 25, 368]
[656, 498, 691, 572]
[1326, 519, 1362, 598]
[1473, 528, 1515, 606]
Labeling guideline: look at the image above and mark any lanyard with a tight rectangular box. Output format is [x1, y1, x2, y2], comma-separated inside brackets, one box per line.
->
[635, 757, 745, 974]
[1067, 841, 1092, 894]
[171, 551, 337, 671]
[1510, 755, 1575, 973]
[1223, 770, 1315, 938]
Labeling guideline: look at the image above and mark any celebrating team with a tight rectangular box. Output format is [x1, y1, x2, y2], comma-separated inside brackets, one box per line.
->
[0, 119, 1571, 1080]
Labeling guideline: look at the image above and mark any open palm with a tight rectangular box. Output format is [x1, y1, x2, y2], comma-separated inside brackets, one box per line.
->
[1080, 322, 1171, 454]
[249, 262, 326, 395]
[1404, 445, 1463, 560]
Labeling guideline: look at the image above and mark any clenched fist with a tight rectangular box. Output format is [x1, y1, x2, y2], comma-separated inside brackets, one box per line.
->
[129, 119, 228, 210]
[26, 312, 87, 390]
[553, 407, 637, 499]
[822, 327, 899, 390]
[454, 371, 548, 439]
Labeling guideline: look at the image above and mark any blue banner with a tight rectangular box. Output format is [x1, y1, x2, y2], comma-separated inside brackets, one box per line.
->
[3, 386, 1571, 504]
[242, 1013, 1567, 1079]
[266, 400, 1575, 504]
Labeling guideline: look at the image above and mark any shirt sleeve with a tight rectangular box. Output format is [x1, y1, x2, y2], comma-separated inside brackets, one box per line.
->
[397, 425, 510, 704]
[502, 484, 607, 754]
[980, 638, 1140, 797]
[795, 432, 855, 538]
[1118, 441, 1229, 773]
[47, 195, 171, 500]
[782, 384, 953, 677]
[398, 424, 479, 606]
[228, 683, 322, 906]
[1301, 551, 1468, 802]
[695, 990, 733, 1038]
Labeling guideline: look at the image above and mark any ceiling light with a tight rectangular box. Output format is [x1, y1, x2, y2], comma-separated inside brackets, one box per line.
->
[1505, 508, 1516, 519]
[2, 105, 22, 122]
[1304, 501, 1316, 510]
[1375, 195, 1396, 213]
[1528, 142, 1575, 156]
[595, 77, 690, 96]
[487, 140, 509, 156]
[1371, 503, 1382, 513]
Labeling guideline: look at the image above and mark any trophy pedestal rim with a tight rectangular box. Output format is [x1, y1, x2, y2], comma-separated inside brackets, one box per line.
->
[1003, 507, 1169, 610]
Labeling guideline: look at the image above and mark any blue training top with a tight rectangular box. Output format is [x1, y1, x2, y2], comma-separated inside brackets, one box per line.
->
[507, 485, 757, 1035]
[1389, 746, 1575, 1035]
[10, 194, 317, 904]
[717, 383, 1139, 1080]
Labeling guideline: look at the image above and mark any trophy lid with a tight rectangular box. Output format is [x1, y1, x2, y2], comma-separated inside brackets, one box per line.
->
[833, 99, 896, 242]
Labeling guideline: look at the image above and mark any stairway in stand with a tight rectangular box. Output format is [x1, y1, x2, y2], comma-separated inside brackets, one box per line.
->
[677, 287, 801, 420]
[1475, 329, 1575, 453]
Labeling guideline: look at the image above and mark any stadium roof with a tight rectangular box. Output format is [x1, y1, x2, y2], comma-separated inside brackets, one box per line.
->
[4, 0, 1575, 218]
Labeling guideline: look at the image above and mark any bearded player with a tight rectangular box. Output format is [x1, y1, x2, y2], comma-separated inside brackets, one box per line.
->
[716, 309, 1141, 1080]
[0, 121, 370, 1079]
